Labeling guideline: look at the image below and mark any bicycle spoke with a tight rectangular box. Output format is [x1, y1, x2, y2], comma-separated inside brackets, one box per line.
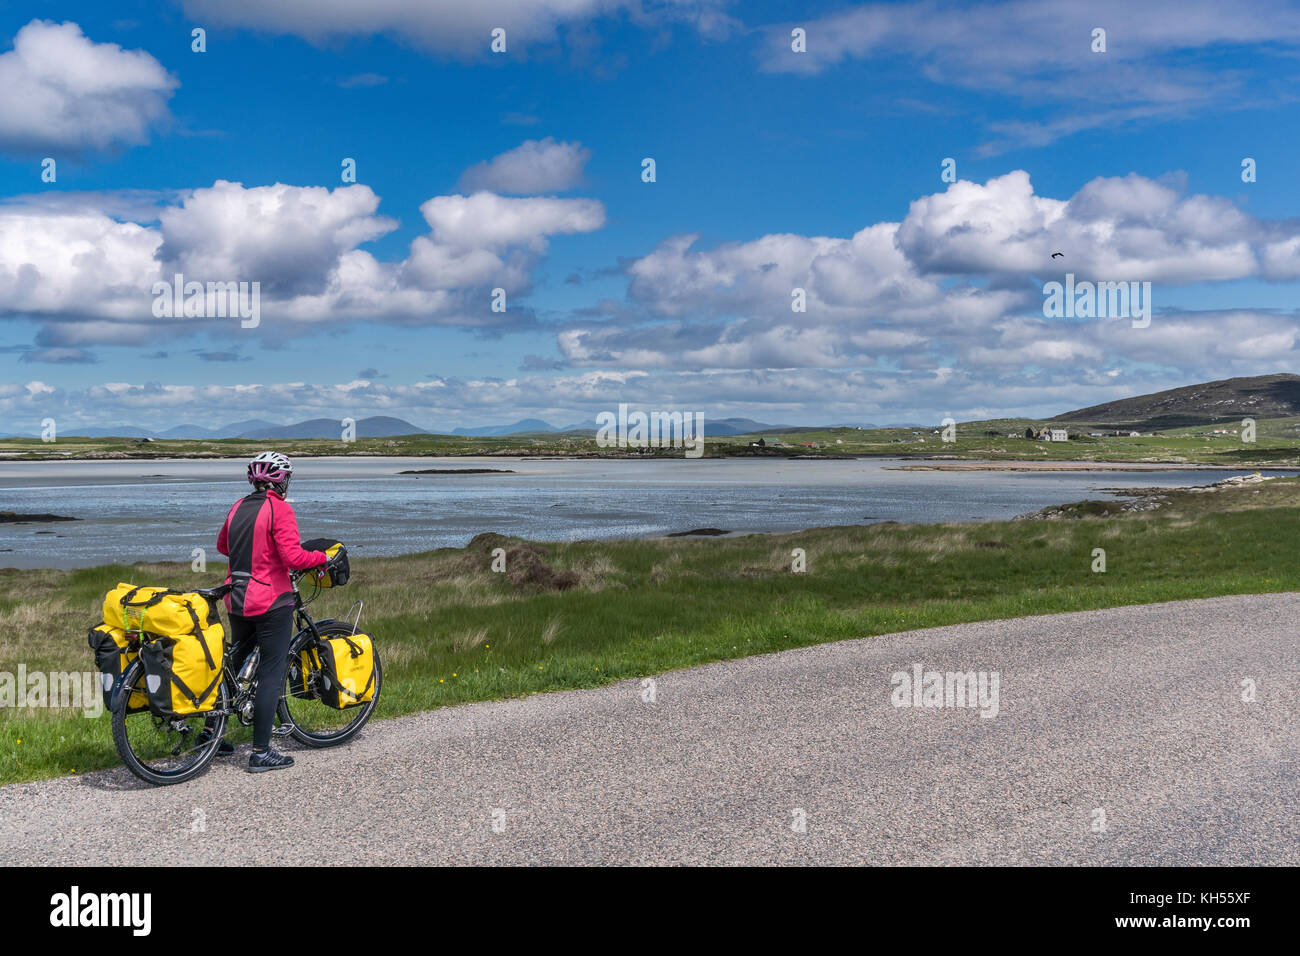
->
[113, 663, 230, 783]
[280, 624, 380, 745]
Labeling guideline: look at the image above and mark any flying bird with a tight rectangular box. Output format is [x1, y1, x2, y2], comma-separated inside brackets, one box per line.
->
[1051, 252, 1063, 258]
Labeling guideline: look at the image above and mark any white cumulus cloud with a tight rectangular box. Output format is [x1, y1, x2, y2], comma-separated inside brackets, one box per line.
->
[0, 20, 178, 156]
[178, 0, 735, 58]
[458, 138, 591, 194]
[0, 182, 606, 343]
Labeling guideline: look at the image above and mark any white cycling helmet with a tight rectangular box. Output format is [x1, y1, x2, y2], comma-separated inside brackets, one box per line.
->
[247, 451, 293, 495]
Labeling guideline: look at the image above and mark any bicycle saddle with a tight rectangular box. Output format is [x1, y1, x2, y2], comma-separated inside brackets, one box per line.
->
[195, 583, 234, 601]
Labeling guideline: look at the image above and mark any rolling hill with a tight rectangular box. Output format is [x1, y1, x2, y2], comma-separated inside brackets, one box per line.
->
[452, 418, 559, 436]
[453, 416, 789, 437]
[1052, 373, 1300, 431]
[9, 375, 1300, 441]
[237, 416, 429, 439]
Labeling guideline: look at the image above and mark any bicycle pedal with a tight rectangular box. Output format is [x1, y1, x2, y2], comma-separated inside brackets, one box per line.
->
[271, 723, 295, 736]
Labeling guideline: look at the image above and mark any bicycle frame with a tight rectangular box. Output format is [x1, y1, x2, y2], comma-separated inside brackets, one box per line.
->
[188, 572, 347, 723]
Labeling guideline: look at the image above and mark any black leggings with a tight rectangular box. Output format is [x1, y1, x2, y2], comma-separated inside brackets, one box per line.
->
[227, 604, 295, 749]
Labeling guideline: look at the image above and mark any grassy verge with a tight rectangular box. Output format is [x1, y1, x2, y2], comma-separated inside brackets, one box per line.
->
[2, 477, 1299, 784]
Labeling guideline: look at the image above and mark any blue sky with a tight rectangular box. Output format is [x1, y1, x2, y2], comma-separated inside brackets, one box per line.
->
[2, 0, 1300, 432]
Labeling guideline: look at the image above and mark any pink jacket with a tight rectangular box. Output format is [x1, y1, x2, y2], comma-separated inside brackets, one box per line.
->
[217, 489, 327, 616]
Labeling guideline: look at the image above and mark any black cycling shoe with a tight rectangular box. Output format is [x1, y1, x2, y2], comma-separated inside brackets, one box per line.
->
[197, 728, 235, 756]
[248, 746, 294, 773]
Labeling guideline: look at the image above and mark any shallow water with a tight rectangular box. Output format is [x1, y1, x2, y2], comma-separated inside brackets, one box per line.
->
[0, 456, 1283, 569]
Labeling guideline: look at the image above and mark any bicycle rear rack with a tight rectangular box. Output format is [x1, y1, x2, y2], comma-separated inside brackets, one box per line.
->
[344, 600, 364, 635]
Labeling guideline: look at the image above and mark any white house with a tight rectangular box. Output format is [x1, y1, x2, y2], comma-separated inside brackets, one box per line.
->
[1048, 429, 1069, 442]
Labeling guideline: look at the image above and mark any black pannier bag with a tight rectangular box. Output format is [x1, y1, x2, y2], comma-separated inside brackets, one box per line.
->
[87, 624, 150, 713]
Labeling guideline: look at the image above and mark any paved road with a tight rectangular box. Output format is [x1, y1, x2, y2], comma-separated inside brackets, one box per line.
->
[2, 594, 1296, 865]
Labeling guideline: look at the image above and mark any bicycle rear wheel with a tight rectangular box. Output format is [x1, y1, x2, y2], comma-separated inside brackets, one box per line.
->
[278, 621, 381, 748]
[110, 659, 230, 786]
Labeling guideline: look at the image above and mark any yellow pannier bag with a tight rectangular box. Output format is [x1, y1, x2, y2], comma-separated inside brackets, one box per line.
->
[103, 583, 217, 637]
[101, 582, 224, 717]
[87, 623, 150, 713]
[313, 633, 375, 709]
[137, 619, 225, 717]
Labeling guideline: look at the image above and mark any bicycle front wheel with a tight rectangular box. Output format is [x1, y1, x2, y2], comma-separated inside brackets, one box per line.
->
[110, 659, 230, 786]
[278, 621, 381, 748]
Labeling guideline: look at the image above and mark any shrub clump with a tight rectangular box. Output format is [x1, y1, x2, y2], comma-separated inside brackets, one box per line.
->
[504, 544, 579, 593]
[466, 532, 514, 551]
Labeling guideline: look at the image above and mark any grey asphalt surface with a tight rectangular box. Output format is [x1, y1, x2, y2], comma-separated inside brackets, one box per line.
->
[1, 593, 1296, 865]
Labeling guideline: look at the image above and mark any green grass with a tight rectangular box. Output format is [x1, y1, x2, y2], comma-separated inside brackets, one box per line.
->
[3, 413, 1299, 466]
[722, 416, 1300, 465]
[3, 477, 1300, 784]
[0, 432, 591, 461]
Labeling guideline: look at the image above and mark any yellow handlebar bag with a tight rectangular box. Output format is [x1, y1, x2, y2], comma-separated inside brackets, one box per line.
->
[300, 540, 349, 588]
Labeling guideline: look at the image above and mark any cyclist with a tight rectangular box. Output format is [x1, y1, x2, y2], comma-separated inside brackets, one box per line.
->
[209, 452, 328, 773]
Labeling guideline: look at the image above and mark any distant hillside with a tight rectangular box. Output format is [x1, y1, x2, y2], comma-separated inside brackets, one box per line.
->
[221, 419, 279, 436]
[504, 416, 787, 437]
[705, 418, 783, 436]
[240, 416, 427, 439]
[155, 424, 220, 439]
[63, 425, 155, 438]
[573, 416, 786, 437]
[2, 418, 285, 440]
[1052, 373, 1300, 430]
[453, 418, 557, 437]
[18, 374, 1300, 441]
[748, 425, 848, 436]
[0, 414, 784, 440]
